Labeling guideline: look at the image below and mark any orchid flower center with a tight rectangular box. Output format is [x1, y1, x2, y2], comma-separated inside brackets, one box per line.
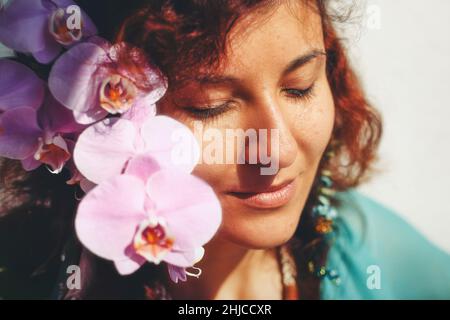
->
[134, 218, 174, 264]
[49, 8, 82, 46]
[34, 135, 70, 174]
[99, 75, 137, 114]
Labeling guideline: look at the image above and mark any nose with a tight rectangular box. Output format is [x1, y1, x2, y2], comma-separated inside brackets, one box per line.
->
[243, 92, 298, 171]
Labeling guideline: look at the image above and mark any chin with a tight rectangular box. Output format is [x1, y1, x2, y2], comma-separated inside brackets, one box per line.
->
[213, 174, 312, 249]
[216, 200, 305, 249]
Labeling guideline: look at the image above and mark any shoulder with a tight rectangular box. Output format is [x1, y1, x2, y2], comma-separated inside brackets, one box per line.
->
[320, 189, 450, 300]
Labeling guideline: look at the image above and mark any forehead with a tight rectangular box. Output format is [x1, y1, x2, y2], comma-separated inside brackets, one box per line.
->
[217, 1, 324, 76]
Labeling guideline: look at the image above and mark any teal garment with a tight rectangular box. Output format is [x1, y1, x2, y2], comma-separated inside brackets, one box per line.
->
[321, 190, 450, 300]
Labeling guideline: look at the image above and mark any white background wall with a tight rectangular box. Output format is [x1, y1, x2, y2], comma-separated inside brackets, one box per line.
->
[344, 0, 450, 253]
[1, 0, 449, 252]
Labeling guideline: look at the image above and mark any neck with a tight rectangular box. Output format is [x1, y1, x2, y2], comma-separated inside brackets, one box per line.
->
[165, 237, 283, 300]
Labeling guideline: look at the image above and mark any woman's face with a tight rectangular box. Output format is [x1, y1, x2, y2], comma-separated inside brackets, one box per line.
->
[158, 2, 335, 249]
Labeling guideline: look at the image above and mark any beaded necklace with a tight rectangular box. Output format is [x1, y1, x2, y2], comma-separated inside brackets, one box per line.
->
[278, 244, 299, 300]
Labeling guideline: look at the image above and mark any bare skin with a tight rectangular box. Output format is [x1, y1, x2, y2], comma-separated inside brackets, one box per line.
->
[158, 0, 335, 299]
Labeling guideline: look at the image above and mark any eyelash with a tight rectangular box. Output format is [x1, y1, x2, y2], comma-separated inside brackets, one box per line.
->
[184, 103, 232, 120]
[184, 83, 315, 120]
[282, 83, 315, 102]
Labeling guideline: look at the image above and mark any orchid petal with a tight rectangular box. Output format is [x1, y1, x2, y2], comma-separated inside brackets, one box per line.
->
[52, 0, 98, 39]
[167, 265, 187, 283]
[79, 178, 96, 193]
[73, 117, 137, 184]
[114, 258, 145, 276]
[38, 93, 85, 134]
[21, 155, 41, 171]
[0, 0, 50, 54]
[137, 70, 168, 106]
[146, 170, 222, 250]
[32, 36, 62, 64]
[140, 116, 200, 173]
[121, 100, 156, 128]
[114, 247, 146, 275]
[75, 175, 147, 263]
[35, 135, 71, 174]
[0, 59, 45, 111]
[124, 154, 161, 183]
[164, 247, 205, 268]
[0, 107, 42, 159]
[49, 42, 110, 124]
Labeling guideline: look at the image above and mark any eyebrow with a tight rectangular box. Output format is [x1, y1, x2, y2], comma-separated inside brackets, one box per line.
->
[196, 49, 327, 86]
[281, 49, 327, 77]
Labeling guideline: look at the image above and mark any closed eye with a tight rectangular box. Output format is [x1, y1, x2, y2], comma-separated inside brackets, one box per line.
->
[184, 102, 232, 120]
[282, 83, 315, 102]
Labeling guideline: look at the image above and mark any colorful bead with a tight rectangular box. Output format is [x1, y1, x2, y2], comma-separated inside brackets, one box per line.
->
[327, 269, 341, 286]
[320, 187, 336, 197]
[321, 169, 332, 177]
[317, 195, 330, 207]
[315, 216, 334, 234]
[320, 175, 333, 188]
[312, 204, 329, 217]
[326, 207, 338, 220]
[317, 266, 327, 277]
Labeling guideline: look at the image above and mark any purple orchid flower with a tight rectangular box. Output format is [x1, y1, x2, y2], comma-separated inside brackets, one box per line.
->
[49, 41, 167, 124]
[0, 58, 82, 172]
[0, 93, 84, 173]
[0, 59, 45, 112]
[0, 0, 97, 64]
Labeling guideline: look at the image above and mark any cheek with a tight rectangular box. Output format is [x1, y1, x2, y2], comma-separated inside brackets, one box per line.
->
[291, 80, 335, 165]
[192, 163, 229, 193]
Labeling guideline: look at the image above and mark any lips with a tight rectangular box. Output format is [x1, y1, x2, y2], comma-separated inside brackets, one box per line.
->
[227, 179, 297, 209]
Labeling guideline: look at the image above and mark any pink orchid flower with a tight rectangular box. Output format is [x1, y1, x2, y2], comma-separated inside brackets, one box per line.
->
[49, 41, 167, 124]
[0, 92, 84, 173]
[0, 59, 45, 112]
[73, 103, 200, 185]
[0, 0, 97, 64]
[75, 157, 222, 280]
